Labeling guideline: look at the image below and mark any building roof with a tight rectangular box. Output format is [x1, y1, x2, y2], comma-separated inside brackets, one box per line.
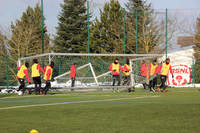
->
[177, 36, 195, 48]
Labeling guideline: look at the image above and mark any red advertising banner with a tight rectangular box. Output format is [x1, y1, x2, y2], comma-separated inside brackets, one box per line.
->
[168, 65, 191, 86]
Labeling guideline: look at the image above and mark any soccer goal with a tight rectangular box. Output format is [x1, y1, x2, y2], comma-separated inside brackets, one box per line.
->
[18, 53, 163, 90]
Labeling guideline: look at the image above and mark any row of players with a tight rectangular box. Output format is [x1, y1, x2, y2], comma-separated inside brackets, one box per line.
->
[16, 58, 173, 95]
[17, 59, 54, 95]
[109, 58, 174, 92]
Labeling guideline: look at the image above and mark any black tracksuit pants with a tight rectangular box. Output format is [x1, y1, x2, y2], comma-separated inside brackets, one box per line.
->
[123, 76, 132, 92]
[43, 81, 51, 95]
[17, 78, 26, 94]
[160, 75, 167, 90]
[71, 78, 75, 87]
[112, 75, 120, 86]
[33, 76, 42, 95]
[149, 77, 157, 91]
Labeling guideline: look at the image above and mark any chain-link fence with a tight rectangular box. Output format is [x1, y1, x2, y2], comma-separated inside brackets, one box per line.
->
[0, 0, 200, 88]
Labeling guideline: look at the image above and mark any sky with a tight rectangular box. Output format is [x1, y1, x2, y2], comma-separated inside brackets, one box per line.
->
[0, 0, 200, 35]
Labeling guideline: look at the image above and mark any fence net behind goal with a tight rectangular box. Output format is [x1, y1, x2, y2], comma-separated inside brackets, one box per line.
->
[19, 53, 162, 90]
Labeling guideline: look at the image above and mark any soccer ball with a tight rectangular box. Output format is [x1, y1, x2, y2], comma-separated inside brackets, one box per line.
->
[30, 129, 39, 133]
[17, 91, 23, 96]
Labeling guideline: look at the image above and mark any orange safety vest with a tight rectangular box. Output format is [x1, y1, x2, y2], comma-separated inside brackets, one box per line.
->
[112, 63, 120, 73]
[31, 63, 40, 77]
[160, 63, 170, 76]
[123, 64, 131, 76]
[44, 65, 53, 81]
[149, 64, 158, 76]
[17, 65, 27, 79]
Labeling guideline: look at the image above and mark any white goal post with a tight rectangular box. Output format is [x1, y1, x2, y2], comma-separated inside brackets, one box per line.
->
[18, 53, 163, 90]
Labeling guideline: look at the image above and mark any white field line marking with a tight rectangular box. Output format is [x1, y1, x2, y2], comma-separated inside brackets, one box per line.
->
[0, 94, 114, 100]
[0, 96, 159, 110]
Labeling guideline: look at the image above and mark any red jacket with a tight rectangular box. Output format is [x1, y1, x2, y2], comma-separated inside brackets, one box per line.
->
[70, 65, 76, 78]
[148, 64, 159, 78]
[36, 64, 45, 74]
[140, 64, 147, 77]
[159, 63, 173, 76]
[17, 67, 31, 83]
[44, 66, 53, 81]
[109, 63, 123, 75]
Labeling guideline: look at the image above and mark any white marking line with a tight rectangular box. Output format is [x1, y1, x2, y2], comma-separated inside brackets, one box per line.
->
[0, 96, 159, 110]
[0, 94, 112, 100]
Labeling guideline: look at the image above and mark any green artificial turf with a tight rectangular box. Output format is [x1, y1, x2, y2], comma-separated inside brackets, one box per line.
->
[0, 88, 200, 133]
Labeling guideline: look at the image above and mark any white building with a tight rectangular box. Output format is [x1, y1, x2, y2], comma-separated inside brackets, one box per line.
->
[159, 46, 195, 67]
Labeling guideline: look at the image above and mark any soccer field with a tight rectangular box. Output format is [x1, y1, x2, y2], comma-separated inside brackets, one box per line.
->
[0, 88, 200, 133]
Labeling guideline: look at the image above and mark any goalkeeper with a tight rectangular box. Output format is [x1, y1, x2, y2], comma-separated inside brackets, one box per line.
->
[16, 62, 31, 94]
[109, 58, 124, 87]
[122, 59, 132, 92]
[148, 59, 159, 92]
[70, 63, 77, 88]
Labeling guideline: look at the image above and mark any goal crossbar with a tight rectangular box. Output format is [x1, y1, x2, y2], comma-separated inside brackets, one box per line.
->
[19, 53, 164, 61]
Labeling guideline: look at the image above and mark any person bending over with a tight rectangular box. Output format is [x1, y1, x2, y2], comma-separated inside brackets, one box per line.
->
[17, 62, 31, 94]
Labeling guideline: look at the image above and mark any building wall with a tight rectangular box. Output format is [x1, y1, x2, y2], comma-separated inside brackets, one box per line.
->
[159, 48, 194, 67]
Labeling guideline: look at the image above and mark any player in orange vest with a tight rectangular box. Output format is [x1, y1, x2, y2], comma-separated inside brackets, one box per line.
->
[122, 59, 132, 92]
[43, 62, 54, 95]
[31, 59, 45, 95]
[139, 60, 147, 89]
[148, 59, 159, 92]
[70, 63, 77, 88]
[109, 58, 124, 87]
[158, 58, 174, 93]
[16, 62, 31, 94]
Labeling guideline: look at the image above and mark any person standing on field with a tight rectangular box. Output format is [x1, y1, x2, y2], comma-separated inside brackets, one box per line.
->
[31, 59, 45, 95]
[140, 60, 148, 89]
[109, 58, 124, 88]
[16, 62, 31, 94]
[148, 59, 159, 92]
[70, 63, 77, 88]
[43, 62, 54, 95]
[122, 59, 132, 92]
[158, 58, 174, 93]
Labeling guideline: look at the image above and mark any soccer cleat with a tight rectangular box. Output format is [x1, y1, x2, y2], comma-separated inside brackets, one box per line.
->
[157, 88, 161, 92]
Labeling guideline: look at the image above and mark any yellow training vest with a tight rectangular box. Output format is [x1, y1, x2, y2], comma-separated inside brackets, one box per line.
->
[112, 63, 120, 73]
[123, 64, 130, 76]
[160, 63, 170, 76]
[17, 65, 27, 79]
[44, 66, 53, 81]
[150, 64, 158, 76]
[31, 63, 40, 77]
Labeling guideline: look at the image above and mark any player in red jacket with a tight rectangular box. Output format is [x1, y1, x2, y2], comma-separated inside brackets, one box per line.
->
[43, 62, 54, 95]
[139, 60, 147, 89]
[16, 62, 31, 94]
[109, 58, 124, 86]
[158, 58, 174, 93]
[31, 59, 45, 95]
[122, 59, 132, 92]
[148, 59, 159, 92]
[70, 63, 77, 88]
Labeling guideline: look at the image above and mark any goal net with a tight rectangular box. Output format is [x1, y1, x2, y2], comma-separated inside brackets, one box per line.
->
[18, 53, 163, 90]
